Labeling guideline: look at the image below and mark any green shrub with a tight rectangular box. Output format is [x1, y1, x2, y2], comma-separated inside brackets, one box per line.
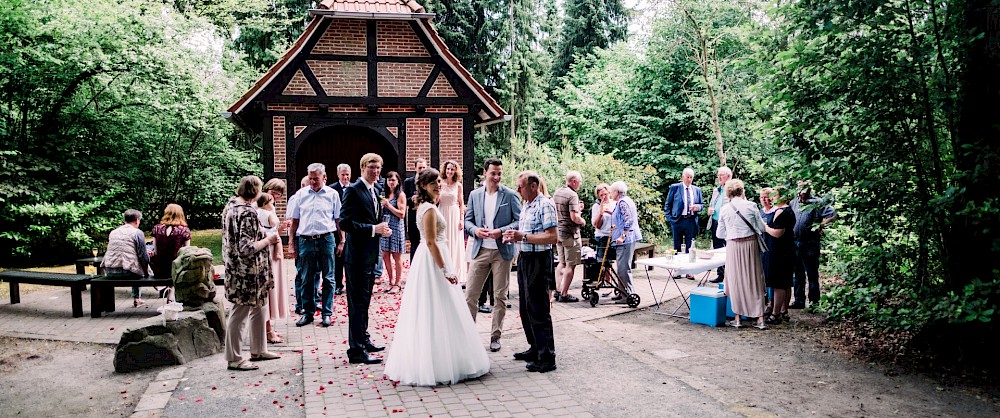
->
[497, 136, 668, 243]
[0, 197, 119, 266]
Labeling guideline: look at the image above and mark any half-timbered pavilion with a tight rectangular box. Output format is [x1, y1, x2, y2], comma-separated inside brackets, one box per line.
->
[225, 0, 507, 216]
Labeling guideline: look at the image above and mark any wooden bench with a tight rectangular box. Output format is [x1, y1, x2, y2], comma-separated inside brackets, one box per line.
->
[632, 242, 655, 270]
[0, 270, 93, 318]
[89, 276, 226, 318]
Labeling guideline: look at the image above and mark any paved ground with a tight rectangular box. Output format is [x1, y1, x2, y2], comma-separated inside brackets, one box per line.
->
[2, 260, 997, 418]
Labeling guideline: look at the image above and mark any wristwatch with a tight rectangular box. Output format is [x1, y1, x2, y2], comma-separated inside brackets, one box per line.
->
[521, 234, 528, 243]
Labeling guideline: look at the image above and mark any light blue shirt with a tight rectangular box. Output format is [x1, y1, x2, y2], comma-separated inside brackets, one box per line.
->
[518, 195, 558, 253]
[289, 186, 341, 236]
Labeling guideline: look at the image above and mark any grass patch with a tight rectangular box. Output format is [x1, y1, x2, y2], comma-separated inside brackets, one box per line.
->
[190, 229, 223, 263]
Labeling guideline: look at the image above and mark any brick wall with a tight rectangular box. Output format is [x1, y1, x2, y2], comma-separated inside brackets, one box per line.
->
[406, 118, 431, 168]
[283, 70, 317, 96]
[427, 74, 457, 97]
[376, 21, 430, 57]
[377, 62, 434, 97]
[439, 118, 463, 165]
[309, 60, 367, 96]
[427, 105, 468, 113]
[387, 127, 398, 138]
[294, 126, 307, 138]
[313, 19, 366, 55]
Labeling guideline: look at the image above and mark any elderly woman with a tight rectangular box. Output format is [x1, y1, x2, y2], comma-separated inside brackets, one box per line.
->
[591, 183, 616, 284]
[609, 181, 642, 302]
[222, 175, 281, 371]
[102, 209, 153, 307]
[716, 179, 768, 329]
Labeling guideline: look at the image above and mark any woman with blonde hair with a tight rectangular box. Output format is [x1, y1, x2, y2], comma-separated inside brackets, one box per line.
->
[151, 204, 191, 302]
[438, 160, 466, 284]
[257, 192, 289, 343]
[716, 179, 769, 329]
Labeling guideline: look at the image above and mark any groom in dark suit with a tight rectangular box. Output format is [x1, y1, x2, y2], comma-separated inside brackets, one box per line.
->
[340, 153, 393, 364]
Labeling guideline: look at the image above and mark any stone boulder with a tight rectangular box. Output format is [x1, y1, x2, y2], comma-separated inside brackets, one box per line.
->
[192, 299, 227, 343]
[114, 310, 221, 373]
[172, 246, 217, 307]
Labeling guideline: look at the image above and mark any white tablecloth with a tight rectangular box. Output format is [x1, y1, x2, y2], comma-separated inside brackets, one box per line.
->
[636, 255, 725, 276]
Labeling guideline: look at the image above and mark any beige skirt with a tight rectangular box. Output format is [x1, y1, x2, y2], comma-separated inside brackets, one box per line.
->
[723, 237, 767, 318]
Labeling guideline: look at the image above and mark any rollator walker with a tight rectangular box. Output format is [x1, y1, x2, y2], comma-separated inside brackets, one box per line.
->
[580, 226, 640, 308]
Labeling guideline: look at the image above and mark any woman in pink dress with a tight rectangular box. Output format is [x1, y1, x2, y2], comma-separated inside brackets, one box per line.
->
[437, 160, 466, 284]
[257, 192, 288, 344]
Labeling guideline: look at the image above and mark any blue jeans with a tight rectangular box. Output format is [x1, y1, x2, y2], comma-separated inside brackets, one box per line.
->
[293, 249, 321, 312]
[297, 235, 336, 316]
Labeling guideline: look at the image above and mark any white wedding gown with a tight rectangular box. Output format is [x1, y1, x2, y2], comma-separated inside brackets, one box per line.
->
[383, 203, 490, 386]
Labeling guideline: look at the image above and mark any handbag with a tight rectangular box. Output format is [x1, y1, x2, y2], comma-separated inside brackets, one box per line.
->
[731, 204, 770, 253]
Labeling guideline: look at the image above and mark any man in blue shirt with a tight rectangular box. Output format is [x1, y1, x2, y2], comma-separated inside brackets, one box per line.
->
[705, 166, 732, 283]
[504, 170, 558, 373]
[288, 163, 343, 328]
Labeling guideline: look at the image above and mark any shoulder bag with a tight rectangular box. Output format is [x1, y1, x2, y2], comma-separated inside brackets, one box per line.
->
[731, 204, 769, 253]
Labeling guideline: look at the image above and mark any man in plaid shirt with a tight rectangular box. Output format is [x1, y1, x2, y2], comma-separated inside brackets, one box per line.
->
[503, 170, 558, 373]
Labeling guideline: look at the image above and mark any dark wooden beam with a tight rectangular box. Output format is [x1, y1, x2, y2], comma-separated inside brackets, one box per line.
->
[306, 54, 436, 64]
[264, 111, 471, 120]
[417, 66, 441, 98]
[430, 118, 440, 169]
[299, 62, 327, 97]
[367, 20, 378, 98]
[272, 95, 477, 105]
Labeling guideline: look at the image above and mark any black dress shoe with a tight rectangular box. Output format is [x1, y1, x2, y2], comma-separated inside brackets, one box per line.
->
[709, 277, 723, 283]
[334, 288, 344, 296]
[348, 353, 383, 364]
[788, 302, 805, 309]
[513, 349, 537, 362]
[295, 315, 314, 327]
[478, 305, 493, 314]
[294, 307, 303, 315]
[526, 360, 557, 373]
[321, 316, 332, 327]
[364, 342, 385, 352]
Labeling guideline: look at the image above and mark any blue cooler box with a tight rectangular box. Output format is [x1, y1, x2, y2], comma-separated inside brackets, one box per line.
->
[690, 287, 727, 326]
[719, 283, 757, 320]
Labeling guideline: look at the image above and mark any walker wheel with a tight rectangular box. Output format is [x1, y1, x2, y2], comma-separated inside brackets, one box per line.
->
[581, 285, 592, 299]
[589, 291, 599, 307]
[627, 293, 640, 308]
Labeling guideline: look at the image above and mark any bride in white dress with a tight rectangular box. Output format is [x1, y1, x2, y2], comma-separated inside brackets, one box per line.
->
[383, 168, 490, 386]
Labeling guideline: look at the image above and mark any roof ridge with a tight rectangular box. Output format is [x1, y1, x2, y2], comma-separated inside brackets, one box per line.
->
[318, 0, 426, 14]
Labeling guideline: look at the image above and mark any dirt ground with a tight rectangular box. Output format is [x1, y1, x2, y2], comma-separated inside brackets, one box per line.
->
[0, 337, 159, 417]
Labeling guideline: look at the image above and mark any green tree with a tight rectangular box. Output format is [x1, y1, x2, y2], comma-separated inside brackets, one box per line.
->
[551, 0, 629, 84]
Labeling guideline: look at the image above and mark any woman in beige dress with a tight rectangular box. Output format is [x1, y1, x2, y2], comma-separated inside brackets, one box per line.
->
[437, 160, 466, 284]
[715, 179, 768, 329]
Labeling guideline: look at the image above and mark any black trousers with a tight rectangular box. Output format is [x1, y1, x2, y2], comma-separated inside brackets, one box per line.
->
[518, 250, 556, 361]
[334, 233, 346, 291]
[345, 261, 375, 356]
[407, 209, 420, 261]
[709, 221, 726, 279]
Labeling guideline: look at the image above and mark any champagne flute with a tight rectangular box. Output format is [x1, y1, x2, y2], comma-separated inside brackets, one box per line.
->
[91, 247, 98, 257]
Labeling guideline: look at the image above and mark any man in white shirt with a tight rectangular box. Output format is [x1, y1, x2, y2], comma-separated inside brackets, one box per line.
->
[289, 164, 342, 328]
[464, 158, 522, 352]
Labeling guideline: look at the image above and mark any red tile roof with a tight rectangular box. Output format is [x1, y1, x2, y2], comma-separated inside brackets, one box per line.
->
[317, 0, 425, 14]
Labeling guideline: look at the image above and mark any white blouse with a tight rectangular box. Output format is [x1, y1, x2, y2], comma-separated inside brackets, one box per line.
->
[715, 197, 766, 240]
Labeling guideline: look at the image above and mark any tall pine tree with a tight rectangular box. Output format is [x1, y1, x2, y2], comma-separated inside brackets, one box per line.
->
[551, 0, 628, 86]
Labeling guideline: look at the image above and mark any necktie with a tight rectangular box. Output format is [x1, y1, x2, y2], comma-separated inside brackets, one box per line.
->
[684, 186, 690, 215]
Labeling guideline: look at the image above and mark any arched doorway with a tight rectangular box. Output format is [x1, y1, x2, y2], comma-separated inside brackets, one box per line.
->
[295, 125, 400, 184]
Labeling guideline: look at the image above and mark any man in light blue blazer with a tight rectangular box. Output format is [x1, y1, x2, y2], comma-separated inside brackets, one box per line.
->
[664, 167, 703, 265]
[464, 158, 522, 352]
